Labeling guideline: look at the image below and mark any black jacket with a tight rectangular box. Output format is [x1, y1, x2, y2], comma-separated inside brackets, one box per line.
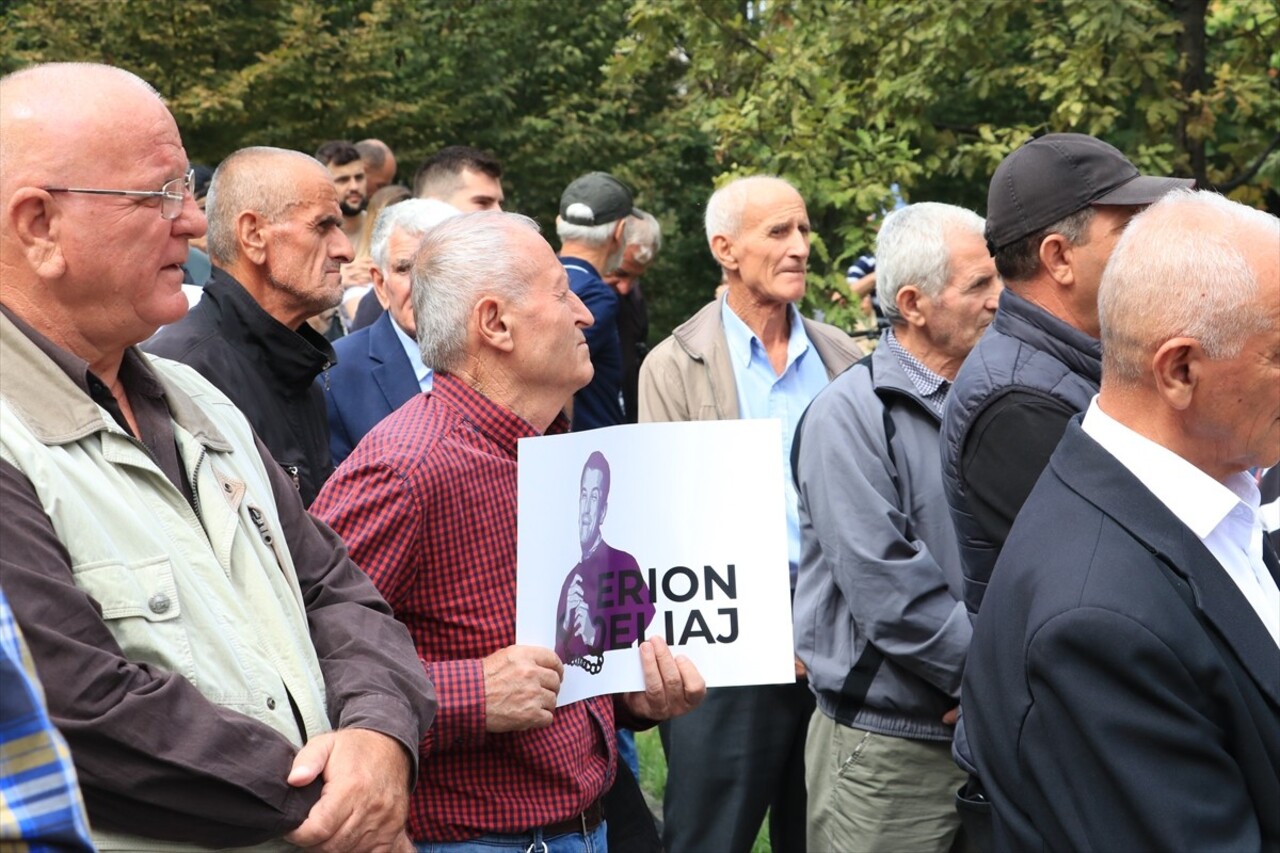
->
[145, 267, 336, 506]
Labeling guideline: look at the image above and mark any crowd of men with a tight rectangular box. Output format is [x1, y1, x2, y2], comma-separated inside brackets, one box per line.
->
[1, 60, 1277, 853]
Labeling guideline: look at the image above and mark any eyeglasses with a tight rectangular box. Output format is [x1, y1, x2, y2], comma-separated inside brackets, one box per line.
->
[43, 169, 196, 221]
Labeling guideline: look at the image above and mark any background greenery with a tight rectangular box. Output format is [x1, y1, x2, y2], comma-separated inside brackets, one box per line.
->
[4, 0, 1276, 339]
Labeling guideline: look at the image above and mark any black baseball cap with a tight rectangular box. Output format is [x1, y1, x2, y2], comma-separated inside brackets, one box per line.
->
[559, 172, 637, 226]
[985, 133, 1193, 254]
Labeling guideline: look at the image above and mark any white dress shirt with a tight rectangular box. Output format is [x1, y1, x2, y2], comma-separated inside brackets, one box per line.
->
[1083, 397, 1280, 648]
[391, 316, 433, 393]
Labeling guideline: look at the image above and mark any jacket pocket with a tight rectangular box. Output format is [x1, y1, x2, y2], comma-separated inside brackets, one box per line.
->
[73, 556, 197, 685]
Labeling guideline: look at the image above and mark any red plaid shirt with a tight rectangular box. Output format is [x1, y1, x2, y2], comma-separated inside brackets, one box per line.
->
[312, 374, 615, 841]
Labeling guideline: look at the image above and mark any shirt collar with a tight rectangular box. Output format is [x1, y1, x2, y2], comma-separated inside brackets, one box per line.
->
[885, 327, 949, 398]
[721, 298, 812, 372]
[390, 316, 432, 391]
[431, 373, 568, 456]
[1081, 396, 1256, 538]
[1, 304, 168, 403]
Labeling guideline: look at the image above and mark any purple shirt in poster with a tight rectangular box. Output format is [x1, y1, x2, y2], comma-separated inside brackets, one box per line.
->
[554, 541, 656, 667]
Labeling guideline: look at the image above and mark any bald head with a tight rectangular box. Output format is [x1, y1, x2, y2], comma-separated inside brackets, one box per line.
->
[704, 176, 798, 245]
[1, 63, 167, 203]
[1099, 189, 1278, 386]
[357, 139, 397, 195]
[1, 62, 200, 359]
[206, 147, 333, 266]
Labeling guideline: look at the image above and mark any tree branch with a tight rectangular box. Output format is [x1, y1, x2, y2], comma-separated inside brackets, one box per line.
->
[692, 3, 815, 102]
[1214, 131, 1280, 193]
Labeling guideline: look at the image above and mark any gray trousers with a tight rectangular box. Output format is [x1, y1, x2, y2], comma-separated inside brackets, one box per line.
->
[659, 681, 814, 853]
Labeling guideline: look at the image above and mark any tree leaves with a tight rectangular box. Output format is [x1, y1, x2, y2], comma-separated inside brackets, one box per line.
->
[3, 0, 1274, 337]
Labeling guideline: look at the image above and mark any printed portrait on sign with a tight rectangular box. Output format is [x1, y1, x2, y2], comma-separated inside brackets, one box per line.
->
[554, 451, 655, 672]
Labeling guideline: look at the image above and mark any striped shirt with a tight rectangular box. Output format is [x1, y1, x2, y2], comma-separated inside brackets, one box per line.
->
[0, 586, 95, 852]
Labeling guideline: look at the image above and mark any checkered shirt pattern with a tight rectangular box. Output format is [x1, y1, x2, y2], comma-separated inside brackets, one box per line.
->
[312, 374, 615, 841]
[885, 327, 950, 417]
[0, 587, 94, 852]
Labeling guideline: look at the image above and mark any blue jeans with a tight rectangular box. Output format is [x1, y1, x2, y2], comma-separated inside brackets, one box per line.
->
[615, 728, 639, 780]
[415, 821, 607, 853]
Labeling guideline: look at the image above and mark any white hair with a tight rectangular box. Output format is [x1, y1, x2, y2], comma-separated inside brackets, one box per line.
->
[1099, 189, 1277, 385]
[370, 198, 459, 270]
[206, 147, 321, 265]
[704, 175, 795, 247]
[875, 202, 986, 325]
[622, 209, 663, 265]
[412, 212, 541, 373]
[556, 217, 616, 247]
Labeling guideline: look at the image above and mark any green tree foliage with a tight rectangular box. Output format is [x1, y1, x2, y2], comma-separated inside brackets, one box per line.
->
[3, 0, 1275, 338]
[613, 0, 1280, 331]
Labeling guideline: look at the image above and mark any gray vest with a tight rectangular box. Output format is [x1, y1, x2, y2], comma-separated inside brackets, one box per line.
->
[940, 289, 1101, 614]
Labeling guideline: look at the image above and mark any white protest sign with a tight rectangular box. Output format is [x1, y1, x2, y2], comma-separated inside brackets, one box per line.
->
[516, 419, 795, 706]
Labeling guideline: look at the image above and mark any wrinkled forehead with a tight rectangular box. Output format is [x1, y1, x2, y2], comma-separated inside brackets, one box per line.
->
[387, 226, 426, 256]
[743, 187, 807, 230]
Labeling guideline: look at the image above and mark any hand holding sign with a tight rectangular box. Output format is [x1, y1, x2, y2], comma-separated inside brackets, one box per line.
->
[482, 645, 564, 733]
[619, 636, 706, 722]
[518, 421, 797, 706]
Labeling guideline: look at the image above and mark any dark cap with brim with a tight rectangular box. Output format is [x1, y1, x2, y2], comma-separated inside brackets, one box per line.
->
[984, 133, 1194, 254]
[560, 172, 637, 227]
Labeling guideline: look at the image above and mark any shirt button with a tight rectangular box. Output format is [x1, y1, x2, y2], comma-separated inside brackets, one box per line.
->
[267, 697, 277, 710]
[148, 593, 171, 615]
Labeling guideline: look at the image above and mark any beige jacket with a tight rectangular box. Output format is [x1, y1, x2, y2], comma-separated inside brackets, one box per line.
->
[0, 313, 328, 853]
[638, 296, 860, 423]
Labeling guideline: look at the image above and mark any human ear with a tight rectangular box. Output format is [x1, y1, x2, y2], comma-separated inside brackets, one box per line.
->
[8, 189, 66, 278]
[895, 285, 927, 328]
[237, 212, 269, 266]
[475, 295, 514, 353]
[710, 234, 737, 270]
[1151, 337, 1200, 411]
[1039, 234, 1075, 287]
[370, 267, 392, 310]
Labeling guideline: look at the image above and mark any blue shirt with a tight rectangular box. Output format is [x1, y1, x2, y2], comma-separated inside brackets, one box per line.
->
[0, 586, 95, 851]
[562, 257, 624, 431]
[391, 316, 433, 393]
[722, 299, 830, 583]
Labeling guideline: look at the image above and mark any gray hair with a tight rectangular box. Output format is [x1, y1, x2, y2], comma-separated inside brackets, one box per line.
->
[370, 198, 460, 270]
[206, 147, 320, 266]
[622, 209, 663, 265]
[993, 206, 1095, 284]
[412, 212, 541, 373]
[1099, 189, 1277, 385]
[556, 217, 616, 248]
[875, 202, 986, 325]
[704, 175, 795, 247]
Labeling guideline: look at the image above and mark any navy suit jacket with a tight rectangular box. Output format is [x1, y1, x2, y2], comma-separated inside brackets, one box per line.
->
[965, 420, 1280, 852]
[324, 311, 422, 467]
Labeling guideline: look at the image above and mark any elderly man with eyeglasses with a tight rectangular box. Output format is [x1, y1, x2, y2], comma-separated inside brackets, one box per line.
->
[0, 62, 435, 853]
